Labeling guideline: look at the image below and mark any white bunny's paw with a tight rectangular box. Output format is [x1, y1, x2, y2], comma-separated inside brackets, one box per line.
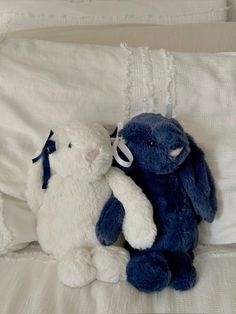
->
[58, 248, 96, 288]
[123, 213, 157, 250]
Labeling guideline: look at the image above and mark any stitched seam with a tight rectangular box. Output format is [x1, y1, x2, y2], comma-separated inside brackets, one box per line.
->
[0, 8, 228, 33]
[0, 8, 228, 20]
[124, 46, 148, 119]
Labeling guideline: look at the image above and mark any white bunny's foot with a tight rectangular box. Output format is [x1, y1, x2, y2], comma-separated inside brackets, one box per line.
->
[58, 248, 96, 288]
[92, 246, 129, 283]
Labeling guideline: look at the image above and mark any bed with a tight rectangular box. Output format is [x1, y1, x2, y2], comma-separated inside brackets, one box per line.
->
[0, 244, 235, 313]
[0, 1, 236, 313]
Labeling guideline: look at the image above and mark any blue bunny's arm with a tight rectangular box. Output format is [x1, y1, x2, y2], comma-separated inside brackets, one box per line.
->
[96, 195, 125, 245]
[179, 135, 217, 223]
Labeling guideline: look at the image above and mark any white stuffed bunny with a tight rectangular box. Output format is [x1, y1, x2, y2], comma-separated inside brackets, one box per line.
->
[26, 122, 157, 288]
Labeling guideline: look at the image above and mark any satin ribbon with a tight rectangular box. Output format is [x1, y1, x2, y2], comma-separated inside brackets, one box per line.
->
[165, 103, 173, 118]
[32, 130, 56, 189]
[112, 122, 134, 168]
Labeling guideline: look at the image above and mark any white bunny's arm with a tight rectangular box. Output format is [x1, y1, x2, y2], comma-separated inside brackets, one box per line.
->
[25, 161, 45, 214]
[106, 167, 157, 250]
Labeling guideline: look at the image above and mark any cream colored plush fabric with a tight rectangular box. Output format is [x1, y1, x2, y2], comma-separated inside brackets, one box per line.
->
[0, 243, 235, 313]
[0, 0, 228, 34]
[8, 22, 236, 53]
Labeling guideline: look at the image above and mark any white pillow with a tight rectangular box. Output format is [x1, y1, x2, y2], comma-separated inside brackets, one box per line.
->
[0, 38, 236, 251]
[0, 39, 133, 199]
[149, 49, 236, 245]
[0, 0, 228, 34]
[0, 38, 130, 253]
[0, 192, 37, 254]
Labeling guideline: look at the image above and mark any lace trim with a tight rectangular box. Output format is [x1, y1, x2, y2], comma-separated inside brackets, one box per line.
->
[149, 49, 176, 116]
[123, 46, 156, 119]
[120, 43, 133, 121]
[163, 50, 176, 117]
[0, 193, 13, 254]
[121, 46, 177, 119]
[140, 47, 155, 113]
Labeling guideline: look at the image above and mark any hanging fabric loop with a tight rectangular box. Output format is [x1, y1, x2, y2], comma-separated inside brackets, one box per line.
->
[165, 103, 173, 119]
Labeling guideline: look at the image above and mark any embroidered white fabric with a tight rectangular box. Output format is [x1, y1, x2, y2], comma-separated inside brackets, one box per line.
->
[0, 0, 228, 34]
[0, 243, 235, 313]
[0, 38, 236, 253]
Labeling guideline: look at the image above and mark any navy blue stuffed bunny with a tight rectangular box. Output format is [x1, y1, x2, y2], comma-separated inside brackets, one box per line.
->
[96, 113, 217, 293]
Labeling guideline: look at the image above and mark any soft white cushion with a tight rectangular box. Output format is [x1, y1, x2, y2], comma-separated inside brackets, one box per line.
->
[0, 38, 236, 250]
[0, 0, 228, 34]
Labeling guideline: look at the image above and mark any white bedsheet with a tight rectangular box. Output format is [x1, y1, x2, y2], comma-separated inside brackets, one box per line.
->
[0, 244, 235, 313]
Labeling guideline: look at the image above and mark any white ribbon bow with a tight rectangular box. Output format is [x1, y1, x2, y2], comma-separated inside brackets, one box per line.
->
[112, 122, 134, 168]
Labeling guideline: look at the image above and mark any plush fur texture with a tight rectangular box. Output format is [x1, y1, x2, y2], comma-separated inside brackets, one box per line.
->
[26, 122, 156, 288]
[96, 113, 217, 293]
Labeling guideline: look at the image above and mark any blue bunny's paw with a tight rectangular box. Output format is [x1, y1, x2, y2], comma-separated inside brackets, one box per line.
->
[95, 196, 125, 246]
[95, 223, 118, 246]
[127, 252, 171, 293]
[168, 252, 197, 291]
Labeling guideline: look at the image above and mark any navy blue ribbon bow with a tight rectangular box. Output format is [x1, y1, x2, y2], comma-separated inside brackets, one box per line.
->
[32, 130, 56, 190]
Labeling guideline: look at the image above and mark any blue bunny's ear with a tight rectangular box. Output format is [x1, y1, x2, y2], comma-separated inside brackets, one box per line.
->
[178, 134, 217, 223]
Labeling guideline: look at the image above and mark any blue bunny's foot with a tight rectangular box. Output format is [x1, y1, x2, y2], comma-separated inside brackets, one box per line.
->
[168, 252, 197, 291]
[127, 252, 171, 293]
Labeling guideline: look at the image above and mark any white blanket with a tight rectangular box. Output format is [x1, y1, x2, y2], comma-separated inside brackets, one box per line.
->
[0, 244, 235, 313]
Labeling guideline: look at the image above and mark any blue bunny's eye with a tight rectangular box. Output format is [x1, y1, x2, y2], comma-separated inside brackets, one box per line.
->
[147, 140, 156, 147]
[68, 142, 72, 149]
